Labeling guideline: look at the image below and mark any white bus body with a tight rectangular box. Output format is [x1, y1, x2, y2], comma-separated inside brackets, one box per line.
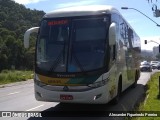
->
[24, 5, 141, 104]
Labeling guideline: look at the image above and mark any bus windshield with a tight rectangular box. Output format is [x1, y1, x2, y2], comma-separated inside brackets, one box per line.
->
[36, 16, 109, 73]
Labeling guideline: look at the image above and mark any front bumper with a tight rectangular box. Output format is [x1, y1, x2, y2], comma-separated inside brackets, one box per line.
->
[34, 83, 110, 104]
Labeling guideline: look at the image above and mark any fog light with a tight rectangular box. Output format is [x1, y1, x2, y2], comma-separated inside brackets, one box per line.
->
[93, 94, 102, 100]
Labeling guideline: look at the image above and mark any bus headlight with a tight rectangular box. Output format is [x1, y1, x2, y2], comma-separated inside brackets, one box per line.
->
[88, 79, 108, 88]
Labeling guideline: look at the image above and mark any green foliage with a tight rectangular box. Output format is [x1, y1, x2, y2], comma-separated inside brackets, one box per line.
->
[0, 0, 45, 71]
[133, 72, 160, 120]
[0, 70, 33, 85]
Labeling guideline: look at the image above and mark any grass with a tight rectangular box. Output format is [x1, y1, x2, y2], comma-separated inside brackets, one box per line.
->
[0, 70, 33, 85]
[131, 72, 160, 120]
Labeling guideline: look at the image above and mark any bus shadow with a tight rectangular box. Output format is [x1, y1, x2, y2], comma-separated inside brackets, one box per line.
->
[28, 83, 147, 120]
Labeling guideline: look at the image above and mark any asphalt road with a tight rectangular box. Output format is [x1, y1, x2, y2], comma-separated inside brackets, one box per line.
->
[0, 70, 157, 120]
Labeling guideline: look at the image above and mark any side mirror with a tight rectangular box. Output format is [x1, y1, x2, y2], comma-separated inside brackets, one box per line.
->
[24, 27, 39, 48]
[144, 40, 147, 44]
[109, 23, 116, 46]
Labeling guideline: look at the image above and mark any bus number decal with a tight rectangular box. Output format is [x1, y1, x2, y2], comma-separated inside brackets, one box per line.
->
[48, 79, 62, 84]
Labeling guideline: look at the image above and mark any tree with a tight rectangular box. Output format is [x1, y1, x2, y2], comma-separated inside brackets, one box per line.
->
[147, 0, 158, 3]
[0, 12, 7, 21]
[0, 0, 45, 71]
[146, 0, 160, 17]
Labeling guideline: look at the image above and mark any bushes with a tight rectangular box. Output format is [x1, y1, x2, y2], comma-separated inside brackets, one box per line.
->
[0, 70, 33, 85]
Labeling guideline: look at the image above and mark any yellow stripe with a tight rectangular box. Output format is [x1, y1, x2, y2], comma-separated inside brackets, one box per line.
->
[38, 74, 85, 86]
[38, 74, 70, 85]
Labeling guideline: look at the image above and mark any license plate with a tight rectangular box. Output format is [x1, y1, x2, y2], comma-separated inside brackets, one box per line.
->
[60, 95, 73, 100]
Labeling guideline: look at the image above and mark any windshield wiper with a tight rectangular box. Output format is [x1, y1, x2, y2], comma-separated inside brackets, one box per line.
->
[49, 49, 63, 73]
[71, 51, 85, 73]
[49, 50, 86, 74]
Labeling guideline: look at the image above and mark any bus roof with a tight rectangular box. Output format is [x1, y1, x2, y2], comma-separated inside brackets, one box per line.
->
[43, 5, 140, 40]
[43, 5, 120, 18]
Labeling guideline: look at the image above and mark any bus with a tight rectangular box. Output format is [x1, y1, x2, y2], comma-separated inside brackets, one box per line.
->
[24, 5, 141, 104]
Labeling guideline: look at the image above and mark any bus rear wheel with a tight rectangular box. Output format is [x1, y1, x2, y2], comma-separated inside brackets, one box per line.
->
[132, 71, 139, 88]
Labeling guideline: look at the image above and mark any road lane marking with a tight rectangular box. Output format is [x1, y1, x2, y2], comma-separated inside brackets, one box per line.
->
[7, 91, 20, 95]
[26, 104, 44, 111]
[0, 91, 21, 98]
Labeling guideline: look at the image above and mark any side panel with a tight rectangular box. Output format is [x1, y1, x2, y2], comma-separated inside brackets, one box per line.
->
[103, 64, 118, 102]
[111, 13, 140, 92]
[111, 13, 128, 92]
[119, 17, 136, 90]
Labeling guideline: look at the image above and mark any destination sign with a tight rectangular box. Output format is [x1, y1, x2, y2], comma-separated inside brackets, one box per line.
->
[48, 20, 68, 26]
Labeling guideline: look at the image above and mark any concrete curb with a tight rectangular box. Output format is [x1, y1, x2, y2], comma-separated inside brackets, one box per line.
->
[133, 85, 148, 111]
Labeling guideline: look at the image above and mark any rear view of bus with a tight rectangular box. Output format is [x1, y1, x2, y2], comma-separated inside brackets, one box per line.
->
[24, 5, 141, 104]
